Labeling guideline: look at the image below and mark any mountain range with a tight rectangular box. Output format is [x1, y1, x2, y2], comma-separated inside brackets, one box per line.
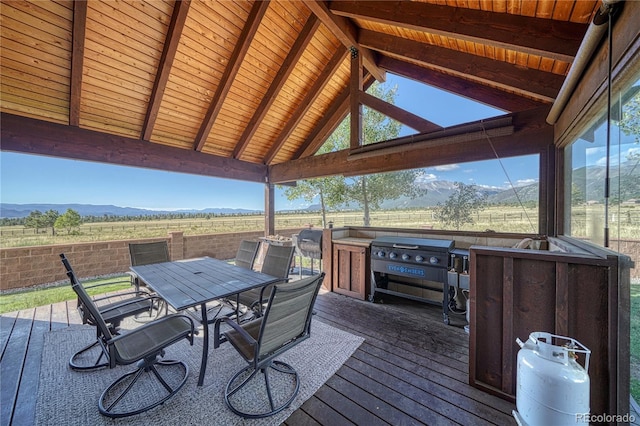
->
[0, 180, 534, 219]
[3, 162, 637, 219]
[0, 203, 262, 219]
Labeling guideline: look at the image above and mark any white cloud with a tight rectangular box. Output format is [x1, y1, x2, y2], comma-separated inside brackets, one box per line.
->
[515, 178, 538, 186]
[416, 172, 437, 182]
[434, 164, 459, 171]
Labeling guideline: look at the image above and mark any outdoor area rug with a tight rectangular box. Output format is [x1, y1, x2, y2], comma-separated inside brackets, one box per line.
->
[35, 319, 363, 425]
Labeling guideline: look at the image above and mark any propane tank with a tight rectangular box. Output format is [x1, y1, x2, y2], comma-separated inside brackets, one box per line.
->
[512, 332, 591, 426]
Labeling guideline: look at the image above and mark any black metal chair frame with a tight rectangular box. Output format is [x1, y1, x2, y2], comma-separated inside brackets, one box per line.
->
[60, 253, 195, 418]
[69, 291, 162, 371]
[214, 272, 324, 419]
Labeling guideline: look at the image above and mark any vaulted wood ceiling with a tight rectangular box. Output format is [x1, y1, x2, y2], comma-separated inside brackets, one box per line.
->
[1, 0, 601, 184]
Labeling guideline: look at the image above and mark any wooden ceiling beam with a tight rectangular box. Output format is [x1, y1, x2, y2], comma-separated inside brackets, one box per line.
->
[378, 56, 546, 112]
[306, 0, 385, 82]
[295, 73, 374, 159]
[330, 0, 586, 62]
[360, 29, 563, 102]
[142, 0, 191, 141]
[359, 91, 442, 133]
[269, 106, 553, 184]
[193, 0, 270, 152]
[69, 0, 87, 127]
[233, 14, 320, 160]
[264, 49, 346, 165]
[1, 113, 268, 183]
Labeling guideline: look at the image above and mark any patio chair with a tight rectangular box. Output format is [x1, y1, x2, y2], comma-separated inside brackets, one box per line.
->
[60, 253, 195, 418]
[236, 244, 295, 318]
[234, 240, 260, 270]
[128, 241, 170, 292]
[214, 272, 325, 418]
[64, 261, 163, 371]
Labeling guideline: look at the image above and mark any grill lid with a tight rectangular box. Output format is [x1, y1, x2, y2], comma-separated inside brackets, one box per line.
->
[371, 236, 454, 252]
[295, 229, 323, 259]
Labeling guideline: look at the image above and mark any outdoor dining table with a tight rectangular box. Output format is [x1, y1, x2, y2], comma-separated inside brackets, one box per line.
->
[130, 256, 279, 386]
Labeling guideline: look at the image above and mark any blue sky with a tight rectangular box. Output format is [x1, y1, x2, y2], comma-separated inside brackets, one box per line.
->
[0, 74, 539, 211]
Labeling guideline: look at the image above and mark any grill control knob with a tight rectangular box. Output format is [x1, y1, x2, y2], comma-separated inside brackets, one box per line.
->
[377, 251, 385, 257]
[429, 256, 439, 265]
[402, 254, 410, 261]
[389, 252, 398, 259]
[415, 255, 424, 262]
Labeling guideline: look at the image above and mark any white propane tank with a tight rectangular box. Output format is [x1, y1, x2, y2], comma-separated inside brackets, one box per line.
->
[512, 332, 591, 426]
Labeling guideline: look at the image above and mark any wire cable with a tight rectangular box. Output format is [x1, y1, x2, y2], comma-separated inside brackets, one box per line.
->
[481, 122, 536, 233]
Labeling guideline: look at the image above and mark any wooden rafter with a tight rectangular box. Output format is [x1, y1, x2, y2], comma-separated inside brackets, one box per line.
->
[295, 87, 350, 159]
[359, 91, 442, 133]
[233, 14, 320, 160]
[69, 0, 87, 127]
[359, 29, 564, 102]
[264, 49, 347, 165]
[305, 0, 385, 83]
[329, 0, 587, 62]
[142, 0, 191, 141]
[193, 0, 270, 152]
[295, 73, 374, 159]
[378, 56, 545, 112]
[350, 47, 362, 149]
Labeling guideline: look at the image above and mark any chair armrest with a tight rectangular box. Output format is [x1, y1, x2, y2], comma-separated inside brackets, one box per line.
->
[92, 289, 150, 304]
[213, 317, 257, 350]
[83, 276, 133, 290]
[97, 295, 162, 315]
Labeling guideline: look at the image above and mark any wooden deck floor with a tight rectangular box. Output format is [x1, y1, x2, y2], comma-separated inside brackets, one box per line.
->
[1, 289, 516, 426]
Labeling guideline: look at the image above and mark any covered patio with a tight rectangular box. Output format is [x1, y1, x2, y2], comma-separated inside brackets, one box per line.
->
[1, 0, 639, 424]
[2, 285, 516, 425]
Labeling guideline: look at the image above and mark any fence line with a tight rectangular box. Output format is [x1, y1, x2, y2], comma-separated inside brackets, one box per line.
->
[2, 210, 640, 237]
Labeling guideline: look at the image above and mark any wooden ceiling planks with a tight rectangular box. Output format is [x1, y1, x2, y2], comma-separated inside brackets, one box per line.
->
[0, 0, 611, 184]
[80, 0, 172, 137]
[202, 1, 309, 160]
[0, 0, 72, 123]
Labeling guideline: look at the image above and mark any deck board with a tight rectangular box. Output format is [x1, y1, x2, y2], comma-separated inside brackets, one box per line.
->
[0, 289, 516, 425]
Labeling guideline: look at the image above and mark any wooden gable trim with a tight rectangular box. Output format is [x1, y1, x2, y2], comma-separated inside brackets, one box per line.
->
[330, 0, 586, 62]
[141, 0, 191, 141]
[193, 0, 270, 152]
[360, 29, 564, 102]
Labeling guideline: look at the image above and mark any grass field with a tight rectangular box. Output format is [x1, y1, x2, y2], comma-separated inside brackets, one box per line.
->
[2, 205, 639, 249]
[0, 275, 131, 314]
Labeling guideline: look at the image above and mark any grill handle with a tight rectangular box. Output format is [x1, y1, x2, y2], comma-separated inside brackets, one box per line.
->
[392, 244, 420, 250]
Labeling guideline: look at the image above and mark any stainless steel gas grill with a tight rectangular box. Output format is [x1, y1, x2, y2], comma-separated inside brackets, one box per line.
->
[370, 236, 454, 315]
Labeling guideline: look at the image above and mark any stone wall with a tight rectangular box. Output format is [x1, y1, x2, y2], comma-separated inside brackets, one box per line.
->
[0, 228, 302, 291]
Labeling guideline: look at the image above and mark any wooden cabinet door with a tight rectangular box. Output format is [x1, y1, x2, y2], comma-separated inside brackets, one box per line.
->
[332, 244, 370, 300]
